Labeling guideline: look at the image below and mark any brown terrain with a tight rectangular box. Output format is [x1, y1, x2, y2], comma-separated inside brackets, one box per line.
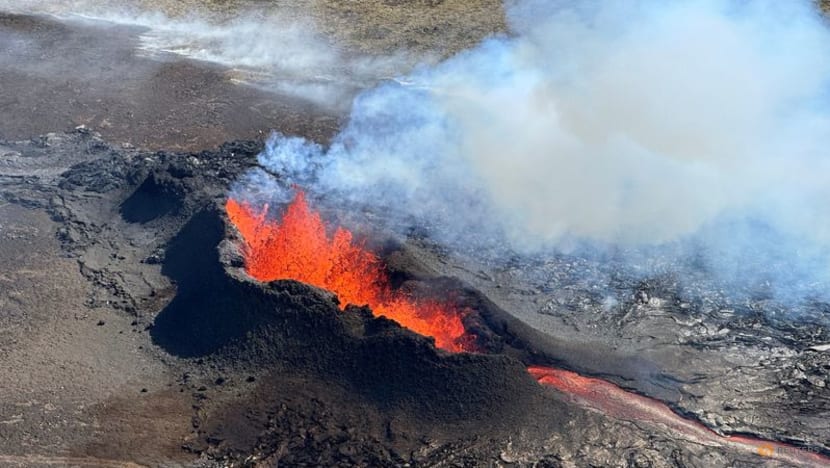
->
[1, 1, 830, 468]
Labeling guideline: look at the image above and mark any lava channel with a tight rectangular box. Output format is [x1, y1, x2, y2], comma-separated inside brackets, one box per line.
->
[529, 366, 830, 467]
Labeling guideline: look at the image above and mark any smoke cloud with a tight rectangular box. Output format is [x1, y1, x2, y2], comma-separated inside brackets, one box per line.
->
[0, 0, 417, 108]
[243, 0, 830, 304]
[6, 0, 830, 303]
[91, 11, 414, 108]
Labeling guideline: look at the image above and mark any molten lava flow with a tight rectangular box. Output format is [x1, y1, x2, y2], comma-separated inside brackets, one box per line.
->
[226, 192, 829, 463]
[529, 366, 830, 467]
[226, 191, 470, 352]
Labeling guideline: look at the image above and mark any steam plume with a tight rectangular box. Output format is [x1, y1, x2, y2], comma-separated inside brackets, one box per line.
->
[0, 0, 416, 108]
[247, 0, 830, 304]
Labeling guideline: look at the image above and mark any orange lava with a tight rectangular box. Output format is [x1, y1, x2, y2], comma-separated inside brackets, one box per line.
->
[226, 190, 470, 352]
[529, 365, 830, 467]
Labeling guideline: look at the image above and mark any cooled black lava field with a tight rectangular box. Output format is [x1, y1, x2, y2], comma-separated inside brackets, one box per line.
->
[2, 2, 830, 468]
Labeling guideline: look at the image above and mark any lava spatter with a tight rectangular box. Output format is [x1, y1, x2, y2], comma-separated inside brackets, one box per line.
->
[226, 190, 471, 352]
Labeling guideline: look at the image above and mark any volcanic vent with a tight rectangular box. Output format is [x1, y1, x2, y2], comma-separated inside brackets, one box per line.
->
[141, 175, 554, 464]
[225, 190, 473, 353]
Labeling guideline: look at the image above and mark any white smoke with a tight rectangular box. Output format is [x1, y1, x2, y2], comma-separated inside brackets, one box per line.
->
[0, 0, 417, 108]
[249, 0, 830, 302]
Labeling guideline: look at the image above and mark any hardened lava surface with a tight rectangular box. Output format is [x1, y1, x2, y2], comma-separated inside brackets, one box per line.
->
[1, 130, 828, 467]
[2, 5, 829, 468]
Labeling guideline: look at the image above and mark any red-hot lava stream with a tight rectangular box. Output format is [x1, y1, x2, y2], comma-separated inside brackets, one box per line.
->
[226, 190, 828, 467]
[529, 366, 829, 467]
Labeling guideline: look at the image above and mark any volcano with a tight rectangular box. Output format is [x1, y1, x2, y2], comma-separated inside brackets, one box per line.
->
[222, 186, 830, 467]
[1, 125, 829, 467]
[2, 2, 830, 468]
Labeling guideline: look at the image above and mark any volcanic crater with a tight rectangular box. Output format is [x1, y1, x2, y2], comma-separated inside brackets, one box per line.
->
[3, 3, 830, 468]
[0, 126, 826, 466]
[90, 133, 830, 465]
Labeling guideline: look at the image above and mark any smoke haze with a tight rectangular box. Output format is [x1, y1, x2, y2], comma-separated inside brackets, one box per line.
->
[0, 0, 418, 108]
[5, 0, 830, 304]
[245, 0, 830, 303]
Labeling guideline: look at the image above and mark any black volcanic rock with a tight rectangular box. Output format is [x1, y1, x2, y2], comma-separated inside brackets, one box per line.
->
[3, 130, 827, 466]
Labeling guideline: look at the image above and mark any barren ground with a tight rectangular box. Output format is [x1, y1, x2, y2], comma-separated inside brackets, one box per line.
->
[1, 2, 829, 468]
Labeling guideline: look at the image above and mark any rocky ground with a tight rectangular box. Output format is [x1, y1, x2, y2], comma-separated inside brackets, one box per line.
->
[4, 128, 815, 468]
[0, 0, 506, 57]
[0, 12, 339, 151]
[1, 3, 829, 468]
[402, 235, 830, 453]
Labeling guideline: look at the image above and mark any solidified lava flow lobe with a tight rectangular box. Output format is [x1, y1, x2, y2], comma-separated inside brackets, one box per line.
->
[226, 190, 470, 352]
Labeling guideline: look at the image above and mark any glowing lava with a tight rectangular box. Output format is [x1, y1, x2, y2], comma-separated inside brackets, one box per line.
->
[226, 190, 470, 352]
[225, 191, 826, 465]
[529, 366, 829, 467]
